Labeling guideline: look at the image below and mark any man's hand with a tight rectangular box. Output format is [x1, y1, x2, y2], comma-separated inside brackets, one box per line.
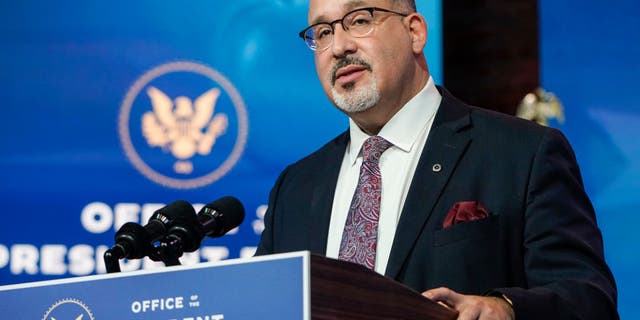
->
[422, 287, 515, 320]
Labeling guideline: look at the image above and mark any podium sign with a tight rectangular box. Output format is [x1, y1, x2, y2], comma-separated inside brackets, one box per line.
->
[0, 252, 309, 320]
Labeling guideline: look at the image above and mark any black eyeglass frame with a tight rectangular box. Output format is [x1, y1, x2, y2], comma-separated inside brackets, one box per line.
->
[298, 7, 409, 51]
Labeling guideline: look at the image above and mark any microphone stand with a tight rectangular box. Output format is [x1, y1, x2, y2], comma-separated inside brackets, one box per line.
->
[104, 242, 183, 273]
[153, 241, 182, 267]
[103, 247, 123, 273]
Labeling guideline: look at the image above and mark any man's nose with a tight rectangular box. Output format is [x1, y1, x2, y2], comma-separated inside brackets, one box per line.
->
[331, 25, 357, 57]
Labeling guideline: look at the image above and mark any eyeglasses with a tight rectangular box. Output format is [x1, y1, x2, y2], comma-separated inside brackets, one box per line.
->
[299, 7, 409, 51]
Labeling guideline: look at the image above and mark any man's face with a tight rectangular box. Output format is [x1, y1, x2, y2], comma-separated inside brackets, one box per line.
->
[308, 0, 415, 114]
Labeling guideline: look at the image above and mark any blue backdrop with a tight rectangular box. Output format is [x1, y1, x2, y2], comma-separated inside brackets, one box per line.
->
[1, 0, 637, 318]
[0, 0, 440, 281]
[540, 1, 639, 318]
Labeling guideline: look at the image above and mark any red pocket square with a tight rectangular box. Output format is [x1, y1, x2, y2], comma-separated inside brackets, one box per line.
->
[443, 201, 489, 228]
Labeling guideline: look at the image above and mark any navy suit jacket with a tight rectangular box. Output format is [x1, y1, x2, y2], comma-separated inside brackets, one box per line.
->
[256, 87, 618, 319]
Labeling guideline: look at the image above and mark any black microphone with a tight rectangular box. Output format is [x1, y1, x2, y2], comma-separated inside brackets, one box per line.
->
[106, 200, 196, 260]
[160, 196, 245, 256]
[198, 196, 245, 238]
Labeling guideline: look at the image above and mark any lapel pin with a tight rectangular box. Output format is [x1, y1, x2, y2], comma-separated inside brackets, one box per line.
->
[432, 163, 442, 172]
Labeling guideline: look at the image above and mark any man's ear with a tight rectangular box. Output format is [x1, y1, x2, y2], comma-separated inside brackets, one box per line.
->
[405, 13, 428, 54]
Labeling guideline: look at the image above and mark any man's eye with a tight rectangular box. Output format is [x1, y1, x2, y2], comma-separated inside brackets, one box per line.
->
[353, 18, 371, 25]
[316, 28, 332, 40]
[348, 13, 372, 27]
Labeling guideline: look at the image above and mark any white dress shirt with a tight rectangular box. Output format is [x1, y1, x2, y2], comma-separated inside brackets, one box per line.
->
[326, 77, 442, 274]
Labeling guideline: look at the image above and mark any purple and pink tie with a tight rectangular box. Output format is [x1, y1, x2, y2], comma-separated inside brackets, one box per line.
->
[338, 136, 392, 270]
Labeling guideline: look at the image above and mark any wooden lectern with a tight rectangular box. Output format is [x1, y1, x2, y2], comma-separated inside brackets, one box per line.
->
[0, 251, 457, 319]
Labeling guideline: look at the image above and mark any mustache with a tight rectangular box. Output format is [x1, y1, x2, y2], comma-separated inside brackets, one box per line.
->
[330, 57, 372, 86]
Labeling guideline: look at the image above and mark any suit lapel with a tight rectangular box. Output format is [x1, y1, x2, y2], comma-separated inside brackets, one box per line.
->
[308, 132, 349, 254]
[385, 88, 473, 278]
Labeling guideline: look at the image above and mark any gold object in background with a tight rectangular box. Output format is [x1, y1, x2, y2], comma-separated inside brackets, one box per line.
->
[143, 87, 229, 174]
[516, 88, 565, 126]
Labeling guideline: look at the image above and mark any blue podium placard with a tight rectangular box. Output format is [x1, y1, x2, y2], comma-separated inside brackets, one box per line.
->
[0, 251, 310, 320]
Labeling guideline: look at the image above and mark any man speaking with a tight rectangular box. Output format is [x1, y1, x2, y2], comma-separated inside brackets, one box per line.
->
[255, 0, 618, 319]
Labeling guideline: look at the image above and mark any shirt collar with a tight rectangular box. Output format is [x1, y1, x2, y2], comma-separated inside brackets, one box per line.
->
[347, 77, 442, 165]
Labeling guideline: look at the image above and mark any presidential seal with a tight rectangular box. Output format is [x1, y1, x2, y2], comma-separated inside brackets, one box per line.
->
[42, 298, 95, 320]
[118, 61, 249, 189]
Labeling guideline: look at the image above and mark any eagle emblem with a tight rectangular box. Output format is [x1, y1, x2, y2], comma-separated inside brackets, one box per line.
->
[142, 86, 229, 174]
[516, 87, 565, 126]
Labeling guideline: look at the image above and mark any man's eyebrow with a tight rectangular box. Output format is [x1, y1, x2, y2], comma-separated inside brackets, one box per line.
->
[310, 14, 328, 26]
[344, 0, 368, 12]
[309, 0, 369, 25]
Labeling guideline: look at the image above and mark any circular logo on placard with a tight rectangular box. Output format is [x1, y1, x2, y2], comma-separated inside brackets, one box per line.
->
[118, 61, 249, 189]
[42, 298, 95, 320]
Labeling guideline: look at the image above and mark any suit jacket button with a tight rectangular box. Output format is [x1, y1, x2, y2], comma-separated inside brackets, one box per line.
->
[432, 163, 442, 172]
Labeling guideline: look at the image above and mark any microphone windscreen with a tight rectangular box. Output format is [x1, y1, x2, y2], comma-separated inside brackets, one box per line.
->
[205, 196, 245, 233]
[153, 200, 196, 221]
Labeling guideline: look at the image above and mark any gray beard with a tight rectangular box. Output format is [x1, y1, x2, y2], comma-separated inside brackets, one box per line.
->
[331, 74, 381, 113]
